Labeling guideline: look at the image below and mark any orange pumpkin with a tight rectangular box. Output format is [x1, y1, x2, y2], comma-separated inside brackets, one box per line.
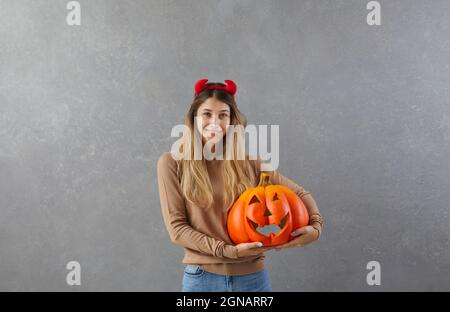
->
[227, 172, 309, 246]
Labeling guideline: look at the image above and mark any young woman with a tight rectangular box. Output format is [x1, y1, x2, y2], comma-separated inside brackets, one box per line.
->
[157, 79, 323, 292]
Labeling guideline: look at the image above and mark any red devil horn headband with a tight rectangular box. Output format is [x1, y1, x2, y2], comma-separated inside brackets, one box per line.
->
[194, 78, 237, 97]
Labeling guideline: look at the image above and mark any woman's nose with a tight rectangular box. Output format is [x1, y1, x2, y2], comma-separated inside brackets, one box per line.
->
[210, 115, 219, 125]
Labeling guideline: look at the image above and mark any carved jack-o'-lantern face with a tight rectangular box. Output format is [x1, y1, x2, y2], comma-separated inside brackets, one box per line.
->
[227, 172, 309, 246]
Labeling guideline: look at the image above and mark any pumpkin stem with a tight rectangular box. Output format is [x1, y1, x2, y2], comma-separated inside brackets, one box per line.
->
[258, 172, 272, 187]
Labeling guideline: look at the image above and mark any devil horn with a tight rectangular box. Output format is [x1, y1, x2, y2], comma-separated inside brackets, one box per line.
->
[194, 78, 209, 96]
[224, 80, 237, 96]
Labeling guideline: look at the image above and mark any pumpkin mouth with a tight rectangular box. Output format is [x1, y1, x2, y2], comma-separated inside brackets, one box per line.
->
[247, 214, 289, 237]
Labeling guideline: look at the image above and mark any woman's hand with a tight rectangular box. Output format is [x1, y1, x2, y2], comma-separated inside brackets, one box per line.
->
[235, 242, 273, 257]
[234, 225, 319, 256]
[274, 225, 319, 250]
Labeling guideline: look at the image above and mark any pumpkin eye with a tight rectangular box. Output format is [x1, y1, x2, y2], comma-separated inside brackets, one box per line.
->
[249, 195, 260, 205]
[272, 193, 279, 201]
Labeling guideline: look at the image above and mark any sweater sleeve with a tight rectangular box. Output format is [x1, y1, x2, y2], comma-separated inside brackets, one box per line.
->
[157, 153, 238, 259]
[255, 159, 324, 237]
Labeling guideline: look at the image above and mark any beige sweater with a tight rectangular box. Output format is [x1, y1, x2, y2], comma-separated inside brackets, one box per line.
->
[156, 152, 323, 276]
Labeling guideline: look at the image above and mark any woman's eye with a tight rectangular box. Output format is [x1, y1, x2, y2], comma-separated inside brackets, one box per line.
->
[220, 114, 229, 119]
[203, 112, 211, 117]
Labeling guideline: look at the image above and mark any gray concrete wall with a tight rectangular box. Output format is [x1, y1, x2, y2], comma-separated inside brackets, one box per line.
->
[1, 0, 449, 291]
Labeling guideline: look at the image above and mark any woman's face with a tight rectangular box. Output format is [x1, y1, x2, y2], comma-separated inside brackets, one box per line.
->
[195, 98, 231, 144]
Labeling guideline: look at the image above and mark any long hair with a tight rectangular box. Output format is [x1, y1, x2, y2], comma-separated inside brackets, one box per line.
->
[177, 82, 255, 209]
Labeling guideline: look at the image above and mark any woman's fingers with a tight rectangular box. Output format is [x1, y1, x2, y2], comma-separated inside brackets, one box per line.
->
[290, 227, 308, 237]
[236, 242, 260, 257]
[243, 242, 263, 249]
[236, 242, 275, 257]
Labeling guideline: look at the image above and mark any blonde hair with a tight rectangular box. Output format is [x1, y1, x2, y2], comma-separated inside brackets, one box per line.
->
[177, 82, 255, 209]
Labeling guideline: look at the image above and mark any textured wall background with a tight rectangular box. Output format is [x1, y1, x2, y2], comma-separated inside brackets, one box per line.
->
[1, 0, 449, 291]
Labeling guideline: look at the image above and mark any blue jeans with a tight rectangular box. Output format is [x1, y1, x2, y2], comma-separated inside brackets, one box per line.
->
[182, 265, 272, 292]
